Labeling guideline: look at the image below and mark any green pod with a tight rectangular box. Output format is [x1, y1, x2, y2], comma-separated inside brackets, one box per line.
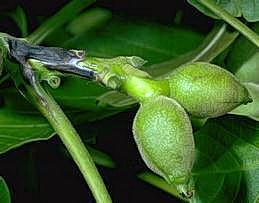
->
[168, 62, 252, 118]
[133, 96, 195, 198]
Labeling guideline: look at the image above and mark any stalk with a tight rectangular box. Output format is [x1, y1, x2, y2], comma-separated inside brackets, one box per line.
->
[197, 0, 259, 48]
[24, 81, 112, 203]
[138, 172, 188, 202]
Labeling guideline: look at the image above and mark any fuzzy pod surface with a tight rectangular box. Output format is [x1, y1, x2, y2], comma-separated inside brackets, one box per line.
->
[168, 62, 252, 118]
[133, 96, 195, 197]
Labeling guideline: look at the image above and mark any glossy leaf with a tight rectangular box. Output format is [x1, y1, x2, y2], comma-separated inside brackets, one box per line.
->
[188, 0, 259, 22]
[0, 177, 11, 203]
[147, 22, 238, 78]
[192, 116, 259, 203]
[0, 108, 54, 154]
[227, 24, 259, 83]
[0, 85, 122, 153]
[44, 77, 109, 111]
[227, 23, 259, 121]
[0, 106, 118, 167]
[230, 83, 259, 121]
[63, 17, 204, 65]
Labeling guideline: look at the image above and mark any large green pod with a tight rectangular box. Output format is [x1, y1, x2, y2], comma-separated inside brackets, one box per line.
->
[133, 96, 195, 197]
[168, 62, 252, 118]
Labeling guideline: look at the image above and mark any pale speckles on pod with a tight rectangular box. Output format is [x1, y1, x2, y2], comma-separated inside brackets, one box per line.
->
[168, 62, 252, 118]
[132, 96, 195, 198]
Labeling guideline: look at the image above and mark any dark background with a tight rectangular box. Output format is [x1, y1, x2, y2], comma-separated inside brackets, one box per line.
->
[0, 1, 212, 202]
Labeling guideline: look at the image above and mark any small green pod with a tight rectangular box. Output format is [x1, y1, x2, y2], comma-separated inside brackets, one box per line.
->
[133, 96, 195, 198]
[168, 62, 252, 118]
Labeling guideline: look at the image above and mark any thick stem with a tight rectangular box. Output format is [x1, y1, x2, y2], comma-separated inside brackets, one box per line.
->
[27, 0, 95, 44]
[121, 76, 170, 103]
[138, 172, 187, 202]
[197, 0, 259, 48]
[25, 83, 112, 203]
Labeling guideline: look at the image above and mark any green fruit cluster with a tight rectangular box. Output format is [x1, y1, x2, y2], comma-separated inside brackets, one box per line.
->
[130, 62, 252, 199]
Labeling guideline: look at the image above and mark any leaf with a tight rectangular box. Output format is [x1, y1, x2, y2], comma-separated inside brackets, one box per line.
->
[226, 23, 259, 121]
[0, 177, 11, 203]
[0, 85, 122, 154]
[27, 0, 95, 44]
[188, 0, 241, 19]
[147, 22, 238, 78]
[7, 6, 28, 37]
[192, 116, 259, 203]
[66, 7, 112, 36]
[0, 108, 54, 154]
[0, 106, 119, 168]
[230, 83, 259, 121]
[44, 77, 109, 111]
[188, 0, 259, 22]
[227, 24, 259, 83]
[63, 17, 204, 65]
[241, 0, 259, 22]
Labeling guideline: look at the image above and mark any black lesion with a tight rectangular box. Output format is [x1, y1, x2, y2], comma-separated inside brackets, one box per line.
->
[8, 38, 95, 78]
[8, 39, 81, 65]
[7, 38, 96, 105]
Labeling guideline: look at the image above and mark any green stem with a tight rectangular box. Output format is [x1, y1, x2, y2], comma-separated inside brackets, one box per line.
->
[27, 0, 95, 44]
[24, 80, 112, 203]
[0, 74, 10, 85]
[121, 76, 170, 103]
[197, 0, 259, 48]
[137, 172, 187, 202]
[80, 56, 170, 102]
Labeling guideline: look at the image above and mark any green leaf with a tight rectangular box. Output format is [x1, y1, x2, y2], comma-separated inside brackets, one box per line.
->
[0, 177, 11, 203]
[0, 106, 119, 167]
[187, 0, 241, 19]
[230, 83, 259, 121]
[192, 116, 259, 203]
[241, 0, 259, 22]
[7, 6, 28, 37]
[44, 77, 109, 111]
[188, 0, 259, 22]
[64, 17, 204, 65]
[0, 108, 54, 154]
[86, 145, 116, 168]
[66, 7, 112, 36]
[226, 23, 259, 121]
[147, 22, 238, 78]
[227, 23, 259, 83]
[27, 0, 96, 44]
